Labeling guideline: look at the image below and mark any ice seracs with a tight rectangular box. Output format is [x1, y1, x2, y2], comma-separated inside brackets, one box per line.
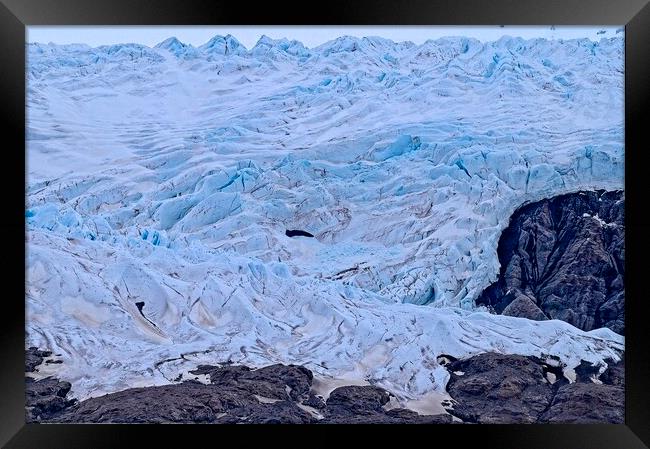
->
[199, 34, 247, 56]
[26, 34, 624, 403]
[155, 37, 199, 59]
[251, 35, 311, 59]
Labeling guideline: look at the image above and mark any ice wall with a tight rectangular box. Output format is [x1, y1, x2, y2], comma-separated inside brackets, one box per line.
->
[26, 35, 624, 402]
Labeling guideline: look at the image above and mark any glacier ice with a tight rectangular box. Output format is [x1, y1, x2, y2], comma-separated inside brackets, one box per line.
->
[26, 34, 624, 404]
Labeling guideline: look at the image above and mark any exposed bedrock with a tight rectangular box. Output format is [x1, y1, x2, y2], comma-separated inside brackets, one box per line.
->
[25, 347, 78, 422]
[25, 346, 53, 373]
[444, 352, 624, 424]
[26, 352, 451, 424]
[322, 385, 451, 424]
[26, 348, 623, 424]
[476, 189, 624, 334]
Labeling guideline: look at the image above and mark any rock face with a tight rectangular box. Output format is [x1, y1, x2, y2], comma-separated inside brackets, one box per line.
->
[52, 380, 314, 424]
[323, 385, 451, 424]
[48, 363, 318, 424]
[476, 190, 625, 334]
[26, 350, 451, 424]
[25, 347, 53, 373]
[25, 347, 78, 422]
[445, 353, 555, 423]
[539, 382, 624, 423]
[189, 363, 314, 402]
[444, 352, 624, 424]
[26, 377, 78, 422]
[600, 357, 625, 386]
[26, 347, 623, 424]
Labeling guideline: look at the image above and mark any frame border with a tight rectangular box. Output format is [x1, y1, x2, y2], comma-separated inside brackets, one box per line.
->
[2, 0, 649, 446]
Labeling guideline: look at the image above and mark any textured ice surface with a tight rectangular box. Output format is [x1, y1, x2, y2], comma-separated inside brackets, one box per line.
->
[26, 35, 624, 403]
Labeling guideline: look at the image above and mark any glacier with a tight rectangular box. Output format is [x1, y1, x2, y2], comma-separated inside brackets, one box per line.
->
[26, 34, 624, 405]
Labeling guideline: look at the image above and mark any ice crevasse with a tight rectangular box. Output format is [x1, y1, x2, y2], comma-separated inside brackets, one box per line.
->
[26, 34, 624, 403]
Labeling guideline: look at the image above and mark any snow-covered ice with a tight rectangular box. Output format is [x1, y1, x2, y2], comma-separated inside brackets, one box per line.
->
[26, 34, 624, 403]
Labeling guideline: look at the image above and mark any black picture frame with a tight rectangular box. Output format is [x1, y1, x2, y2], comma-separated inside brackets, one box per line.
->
[2, 0, 649, 447]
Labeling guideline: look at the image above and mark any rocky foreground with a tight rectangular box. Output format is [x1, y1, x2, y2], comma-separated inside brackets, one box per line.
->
[25, 347, 451, 424]
[26, 347, 623, 424]
[443, 352, 624, 424]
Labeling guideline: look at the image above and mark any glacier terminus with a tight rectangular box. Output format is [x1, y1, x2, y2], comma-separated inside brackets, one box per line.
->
[26, 32, 625, 418]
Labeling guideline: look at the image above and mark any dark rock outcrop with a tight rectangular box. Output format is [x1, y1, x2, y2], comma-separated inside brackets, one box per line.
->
[25, 348, 78, 422]
[443, 352, 624, 424]
[50, 371, 452, 424]
[188, 363, 314, 402]
[445, 353, 555, 423]
[26, 350, 451, 424]
[26, 347, 53, 373]
[303, 393, 327, 410]
[324, 385, 452, 424]
[52, 381, 315, 424]
[326, 385, 391, 415]
[600, 358, 625, 386]
[476, 190, 625, 334]
[571, 357, 624, 385]
[26, 346, 623, 424]
[26, 377, 78, 422]
[539, 382, 624, 423]
[49, 363, 318, 424]
[380, 408, 452, 424]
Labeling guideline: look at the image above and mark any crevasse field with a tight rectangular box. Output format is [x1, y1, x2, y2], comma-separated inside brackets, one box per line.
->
[26, 34, 624, 408]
